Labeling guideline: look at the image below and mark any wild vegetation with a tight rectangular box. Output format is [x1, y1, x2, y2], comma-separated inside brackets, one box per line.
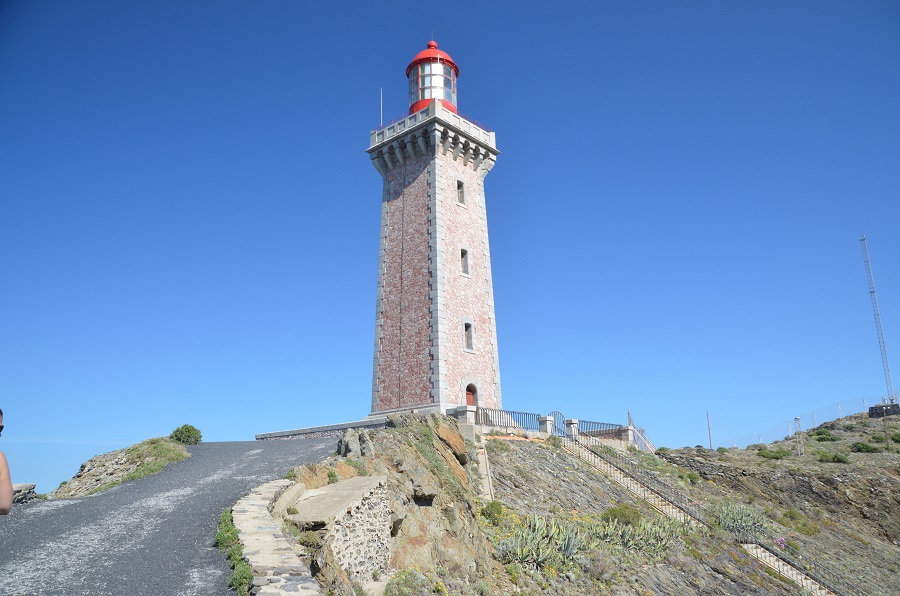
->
[215, 507, 252, 596]
[85, 437, 189, 496]
[169, 423, 202, 445]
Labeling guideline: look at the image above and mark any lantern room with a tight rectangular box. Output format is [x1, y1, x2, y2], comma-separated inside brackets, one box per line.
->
[406, 40, 459, 115]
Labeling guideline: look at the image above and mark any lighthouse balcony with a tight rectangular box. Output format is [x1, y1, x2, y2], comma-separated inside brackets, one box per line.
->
[369, 100, 495, 152]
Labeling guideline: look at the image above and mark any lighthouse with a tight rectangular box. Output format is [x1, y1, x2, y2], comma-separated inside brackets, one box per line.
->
[368, 41, 502, 416]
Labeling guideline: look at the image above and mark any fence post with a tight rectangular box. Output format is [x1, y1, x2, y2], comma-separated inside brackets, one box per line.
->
[565, 419, 579, 440]
[454, 405, 477, 425]
[538, 416, 553, 435]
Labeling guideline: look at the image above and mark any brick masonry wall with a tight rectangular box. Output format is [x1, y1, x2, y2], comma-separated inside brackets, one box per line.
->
[371, 117, 502, 413]
[373, 155, 435, 411]
[433, 155, 502, 409]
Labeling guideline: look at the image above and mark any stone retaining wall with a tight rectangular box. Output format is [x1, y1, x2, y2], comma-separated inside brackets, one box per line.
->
[327, 481, 390, 582]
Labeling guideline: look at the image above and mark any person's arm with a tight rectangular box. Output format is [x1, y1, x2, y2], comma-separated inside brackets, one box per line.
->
[0, 451, 12, 514]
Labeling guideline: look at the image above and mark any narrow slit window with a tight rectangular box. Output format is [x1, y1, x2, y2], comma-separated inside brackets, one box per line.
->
[460, 249, 469, 274]
[457, 180, 465, 204]
[464, 323, 474, 350]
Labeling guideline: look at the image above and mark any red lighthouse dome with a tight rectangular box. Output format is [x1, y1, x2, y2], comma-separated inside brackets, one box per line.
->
[406, 40, 459, 115]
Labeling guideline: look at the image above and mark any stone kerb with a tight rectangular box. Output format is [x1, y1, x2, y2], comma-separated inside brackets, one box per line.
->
[231, 479, 322, 595]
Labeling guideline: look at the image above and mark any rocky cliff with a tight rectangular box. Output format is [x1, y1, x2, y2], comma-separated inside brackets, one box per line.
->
[319, 413, 898, 595]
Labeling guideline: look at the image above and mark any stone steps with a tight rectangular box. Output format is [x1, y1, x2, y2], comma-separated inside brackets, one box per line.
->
[741, 543, 836, 596]
[564, 442, 839, 596]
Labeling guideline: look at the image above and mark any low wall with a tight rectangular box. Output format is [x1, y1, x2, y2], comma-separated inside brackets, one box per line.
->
[256, 419, 387, 441]
[327, 481, 391, 581]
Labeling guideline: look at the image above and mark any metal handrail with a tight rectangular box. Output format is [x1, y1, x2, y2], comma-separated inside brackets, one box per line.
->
[476, 407, 540, 432]
[566, 435, 712, 526]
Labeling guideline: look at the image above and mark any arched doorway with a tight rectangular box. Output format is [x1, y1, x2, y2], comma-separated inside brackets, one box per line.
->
[465, 384, 477, 407]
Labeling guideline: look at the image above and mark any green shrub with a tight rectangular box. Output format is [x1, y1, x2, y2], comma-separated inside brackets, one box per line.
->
[871, 434, 885, 443]
[781, 507, 820, 536]
[384, 569, 433, 595]
[485, 438, 510, 455]
[545, 435, 562, 449]
[229, 563, 253, 594]
[851, 442, 879, 453]
[712, 502, 768, 538]
[170, 424, 202, 445]
[892, 433, 900, 444]
[810, 429, 841, 442]
[481, 500, 504, 526]
[746, 443, 767, 451]
[600, 503, 642, 527]
[757, 448, 790, 460]
[495, 514, 593, 569]
[716, 446, 728, 453]
[655, 446, 671, 454]
[327, 469, 338, 484]
[346, 458, 368, 476]
[678, 471, 700, 484]
[816, 451, 849, 463]
[216, 508, 252, 596]
[297, 531, 321, 549]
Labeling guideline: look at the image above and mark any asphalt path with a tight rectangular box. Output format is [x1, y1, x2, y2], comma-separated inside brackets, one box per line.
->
[0, 438, 335, 596]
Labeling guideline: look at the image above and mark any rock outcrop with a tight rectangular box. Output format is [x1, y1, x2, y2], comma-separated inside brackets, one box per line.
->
[300, 414, 510, 595]
[49, 446, 137, 498]
[12, 483, 36, 504]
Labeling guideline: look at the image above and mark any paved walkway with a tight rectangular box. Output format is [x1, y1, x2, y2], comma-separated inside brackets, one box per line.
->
[0, 439, 334, 596]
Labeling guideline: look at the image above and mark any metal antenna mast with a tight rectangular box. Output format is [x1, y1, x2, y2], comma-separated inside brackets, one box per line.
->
[860, 235, 896, 404]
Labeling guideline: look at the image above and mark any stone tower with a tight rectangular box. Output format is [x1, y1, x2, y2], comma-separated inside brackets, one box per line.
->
[368, 41, 502, 415]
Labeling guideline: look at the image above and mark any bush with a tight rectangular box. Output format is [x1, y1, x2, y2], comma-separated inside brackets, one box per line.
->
[746, 443, 767, 451]
[871, 434, 886, 443]
[481, 500, 504, 526]
[216, 508, 252, 596]
[851, 442, 879, 453]
[170, 424, 202, 445]
[809, 429, 841, 442]
[757, 448, 790, 460]
[600, 504, 642, 527]
[816, 451, 849, 463]
[712, 501, 768, 537]
[716, 446, 729, 453]
[678, 471, 700, 484]
[892, 433, 900, 444]
[384, 569, 435, 595]
[485, 438, 510, 455]
[545, 435, 562, 449]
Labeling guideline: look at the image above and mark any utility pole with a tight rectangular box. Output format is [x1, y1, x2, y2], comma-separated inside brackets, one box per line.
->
[860, 235, 896, 404]
[794, 417, 804, 456]
[707, 412, 713, 450]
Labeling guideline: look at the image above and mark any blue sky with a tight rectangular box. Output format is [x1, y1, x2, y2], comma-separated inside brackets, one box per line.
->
[2, 1, 899, 493]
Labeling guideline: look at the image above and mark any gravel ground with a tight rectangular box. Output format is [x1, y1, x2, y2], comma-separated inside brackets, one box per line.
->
[0, 438, 334, 596]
